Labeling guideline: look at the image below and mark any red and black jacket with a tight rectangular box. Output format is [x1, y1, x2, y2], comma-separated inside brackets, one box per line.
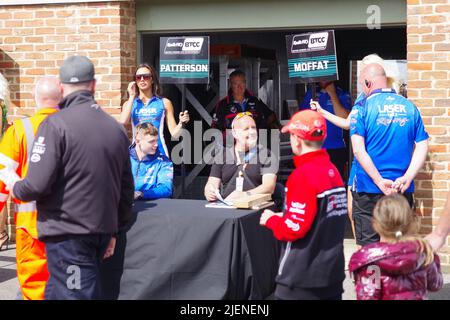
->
[266, 149, 348, 289]
[211, 89, 272, 134]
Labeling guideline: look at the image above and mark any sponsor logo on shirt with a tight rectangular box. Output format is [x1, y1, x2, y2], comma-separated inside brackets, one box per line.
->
[284, 218, 300, 232]
[30, 136, 46, 163]
[138, 108, 158, 115]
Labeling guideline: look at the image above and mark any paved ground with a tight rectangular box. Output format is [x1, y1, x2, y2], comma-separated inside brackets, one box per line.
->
[0, 239, 449, 300]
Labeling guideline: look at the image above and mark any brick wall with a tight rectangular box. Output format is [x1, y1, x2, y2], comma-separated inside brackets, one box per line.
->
[0, 1, 137, 241]
[407, 0, 450, 271]
[0, 1, 136, 120]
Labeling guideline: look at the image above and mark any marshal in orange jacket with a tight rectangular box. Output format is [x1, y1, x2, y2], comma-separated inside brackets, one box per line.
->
[0, 108, 58, 300]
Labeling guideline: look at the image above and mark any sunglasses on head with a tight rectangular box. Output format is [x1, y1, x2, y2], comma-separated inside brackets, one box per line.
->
[136, 122, 153, 130]
[234, 111, 253, 120]
[135, 73, 152, 81]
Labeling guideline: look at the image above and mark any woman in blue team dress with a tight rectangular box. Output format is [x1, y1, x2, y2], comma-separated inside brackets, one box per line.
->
[119, 64, 190, 157]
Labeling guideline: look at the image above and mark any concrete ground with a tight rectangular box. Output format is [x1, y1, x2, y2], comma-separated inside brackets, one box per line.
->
[0, 239, 449, 300]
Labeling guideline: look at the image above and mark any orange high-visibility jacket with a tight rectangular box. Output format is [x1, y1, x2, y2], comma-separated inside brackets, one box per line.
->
[0, 108, 58, 238]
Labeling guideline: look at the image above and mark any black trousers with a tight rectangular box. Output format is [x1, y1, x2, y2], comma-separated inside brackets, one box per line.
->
[44, 234, 111, 300]
[352, 192, 414, 246]
[326, 148, 348, 183]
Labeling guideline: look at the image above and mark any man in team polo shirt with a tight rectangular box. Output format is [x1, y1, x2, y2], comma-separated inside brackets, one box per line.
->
[260, 109, 348, 300]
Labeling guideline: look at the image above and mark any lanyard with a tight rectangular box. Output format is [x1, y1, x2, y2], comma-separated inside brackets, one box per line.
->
[235, 146, 257, 170]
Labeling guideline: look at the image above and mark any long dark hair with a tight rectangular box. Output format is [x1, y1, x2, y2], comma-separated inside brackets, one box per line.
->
[135, 63, 162, 97]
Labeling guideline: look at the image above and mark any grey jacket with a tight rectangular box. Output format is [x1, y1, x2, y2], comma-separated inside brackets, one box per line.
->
[14, 90, 134, 240]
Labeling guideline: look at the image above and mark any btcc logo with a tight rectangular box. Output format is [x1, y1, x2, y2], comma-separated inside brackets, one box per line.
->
[291, 32, 329, 53]
[164, 37, 204, 54]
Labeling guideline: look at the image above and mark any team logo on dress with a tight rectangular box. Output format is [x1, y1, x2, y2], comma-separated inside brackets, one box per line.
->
[230, 106, 237, 114]
[328, 169, 335, 177]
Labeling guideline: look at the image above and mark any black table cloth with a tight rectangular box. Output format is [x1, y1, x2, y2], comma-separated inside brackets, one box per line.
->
[100, 199, 280, 300]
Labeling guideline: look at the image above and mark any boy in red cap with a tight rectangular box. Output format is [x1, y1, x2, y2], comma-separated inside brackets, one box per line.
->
[260, 109, 348, 300]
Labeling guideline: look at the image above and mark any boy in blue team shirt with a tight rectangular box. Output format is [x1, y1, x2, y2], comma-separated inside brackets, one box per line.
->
[130, 122, 173, 200]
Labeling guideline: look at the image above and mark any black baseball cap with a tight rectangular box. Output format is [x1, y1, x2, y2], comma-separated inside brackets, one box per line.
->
[59, 55, 95, 84]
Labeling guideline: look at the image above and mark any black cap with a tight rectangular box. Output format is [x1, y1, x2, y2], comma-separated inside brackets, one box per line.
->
[59, 55, 95, 84]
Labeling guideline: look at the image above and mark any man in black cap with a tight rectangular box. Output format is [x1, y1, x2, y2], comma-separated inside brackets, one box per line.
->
[11, 55, 134, 300]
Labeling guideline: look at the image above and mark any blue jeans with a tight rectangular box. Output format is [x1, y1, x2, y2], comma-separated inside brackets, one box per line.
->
[44, 234, 111, 300]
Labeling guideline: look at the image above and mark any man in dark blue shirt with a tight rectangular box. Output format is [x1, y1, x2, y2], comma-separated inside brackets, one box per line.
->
[300, 81, 351, 179]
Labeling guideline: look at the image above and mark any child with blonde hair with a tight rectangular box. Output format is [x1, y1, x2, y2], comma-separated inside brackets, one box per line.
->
[349, 194, 443, 300]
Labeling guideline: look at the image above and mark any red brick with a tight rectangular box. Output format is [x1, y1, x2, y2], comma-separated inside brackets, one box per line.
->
[35, 44, 55, 51]
[435, 80, 450, 88]
[79, 26, 98, 33]
[407, 25, 433, 34]
[56, 27, 77, 35]
[13, 12, 33, 19]
[25, 36, 44, 43]
[421, 15, 446, 24]
[35, 27, 56, 35]
[422, 0, 448, 3]
[428, 144, 447, 153]
[25, 52, 45, 60]
[435, 43, 450, 51]
[46, 19, 67, 27]
[78, 43, 98, 50]
[419, 53, 448, 62]
[5, 20, 23, 28]
[426, 126, 447, 135]
[408, 62, 433, 70]
[420, 180, 448, 190]
[435, 4, 450, 12]
[408, 80, 432, 89]
[56, 10, 76, 18]
[407, 44, 433, 52]
[24, 20, 44, 27]
[35, 11, 55, 18]
[4, 37, 23, 44]
[0, 12, 13, 20]
[409, 6, 432, 15]
[45, 36, 66, 43]
[435, 62, 450, 70]
[422, 89, 447, 98]
[435, 99, 450, 107]
[90, 18, 109, 25]
[25, 69, 45, 76]
[36, 61, 55, 68]
[422, 34, 446, 42]
[420, 108, 446, 116]
[434, 135, 450, 144]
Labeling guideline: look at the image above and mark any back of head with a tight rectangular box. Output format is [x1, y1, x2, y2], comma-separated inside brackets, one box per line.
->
[373, 194, 434, 266]
[361, 53, 397, 90]
[34, 76, 62, 110]
[361, 63, 388, 92]
[59, 55, 96, 97]
[361, 53, 384, 68]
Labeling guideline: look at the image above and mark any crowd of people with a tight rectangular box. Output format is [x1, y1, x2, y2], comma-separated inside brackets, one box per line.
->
[0, 53, 448, 300]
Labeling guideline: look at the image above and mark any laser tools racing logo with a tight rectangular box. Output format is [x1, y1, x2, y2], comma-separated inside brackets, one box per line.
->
[164, 37, 204, 55]
[291, 32, 329, 53]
